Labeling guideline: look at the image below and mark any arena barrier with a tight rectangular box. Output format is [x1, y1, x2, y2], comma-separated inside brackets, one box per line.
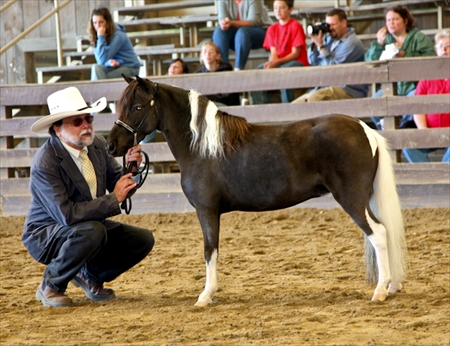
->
[1, 57, 449, 215]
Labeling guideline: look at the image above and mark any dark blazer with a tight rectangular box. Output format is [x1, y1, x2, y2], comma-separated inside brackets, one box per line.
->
[23, 134, 123, 263]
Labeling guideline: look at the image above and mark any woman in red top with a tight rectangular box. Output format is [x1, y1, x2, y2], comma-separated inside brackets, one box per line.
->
[403, 29, 450, 163]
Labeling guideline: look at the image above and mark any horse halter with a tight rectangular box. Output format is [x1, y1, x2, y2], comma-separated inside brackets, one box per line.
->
[114, 81, 158, 145]
[113, 84, 158, 214]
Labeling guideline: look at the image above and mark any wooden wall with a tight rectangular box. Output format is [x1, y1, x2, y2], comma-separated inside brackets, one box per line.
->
[1, 57, 449, 215]
[1, 0, 124, 85]
[1, 0, 447, 85]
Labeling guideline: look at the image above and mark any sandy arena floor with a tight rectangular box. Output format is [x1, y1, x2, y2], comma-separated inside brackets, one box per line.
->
[1, 207, 449, 345]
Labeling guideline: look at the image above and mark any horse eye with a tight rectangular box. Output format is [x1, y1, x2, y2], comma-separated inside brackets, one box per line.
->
[135, 106, 142, 111]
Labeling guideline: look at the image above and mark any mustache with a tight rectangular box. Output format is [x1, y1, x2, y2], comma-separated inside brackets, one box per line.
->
[80, 129, 92, 136]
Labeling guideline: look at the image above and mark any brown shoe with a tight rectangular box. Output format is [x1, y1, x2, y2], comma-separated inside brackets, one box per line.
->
[71, 271, 115, 302]
[36, 282, 73, 307]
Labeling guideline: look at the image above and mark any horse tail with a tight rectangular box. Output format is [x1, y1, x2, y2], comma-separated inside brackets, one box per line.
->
[365, 129, 407, 286]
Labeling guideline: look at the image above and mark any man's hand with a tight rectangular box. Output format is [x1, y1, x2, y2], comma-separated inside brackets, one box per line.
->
[309, 28, 324, 48]
[114, 173, 137, 203]
[125, 144, 142, 169]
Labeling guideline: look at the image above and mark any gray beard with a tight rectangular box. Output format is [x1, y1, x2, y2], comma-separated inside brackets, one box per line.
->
[60, 126, 95, 147]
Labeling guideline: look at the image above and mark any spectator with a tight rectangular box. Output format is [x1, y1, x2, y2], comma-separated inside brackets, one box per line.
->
[194, 41, 240, 106]
[365, 5, 436, 129]
[24, 87, 154, 307]
[292, 8, 367, 103]
[213, 0, 273, 71]
[168, 58, 189, 75]
[402, 30, 450, 163]
[252, 0, 309, 104]
[88, 7, 141, 80]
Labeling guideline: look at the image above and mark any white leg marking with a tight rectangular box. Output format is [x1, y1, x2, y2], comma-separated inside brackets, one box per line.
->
[195, 249, 218, 307]
[366, 210, 391, 302]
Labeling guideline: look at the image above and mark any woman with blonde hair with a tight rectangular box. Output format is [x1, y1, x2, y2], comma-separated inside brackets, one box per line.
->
[194, 41, 240, 106]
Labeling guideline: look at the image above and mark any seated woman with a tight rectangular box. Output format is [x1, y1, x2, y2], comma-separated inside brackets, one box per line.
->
[402, 30, 450, 163]
[88, 7, 141, 80]
[194, 41, 240, 106]
[365, 5, 436, 129]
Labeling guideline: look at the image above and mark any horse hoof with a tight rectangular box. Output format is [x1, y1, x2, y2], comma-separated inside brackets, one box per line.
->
[194, 294, 213, 307]
[371, 292, 388, 302]
[194, 299, 211, 307]
[388, 283, 403, 294]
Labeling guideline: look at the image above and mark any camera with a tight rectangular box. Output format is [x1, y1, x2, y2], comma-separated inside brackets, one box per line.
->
[307, 22, 330, 35]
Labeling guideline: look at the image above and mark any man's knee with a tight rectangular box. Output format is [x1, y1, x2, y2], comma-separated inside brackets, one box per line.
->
[72, 221, 107, 247]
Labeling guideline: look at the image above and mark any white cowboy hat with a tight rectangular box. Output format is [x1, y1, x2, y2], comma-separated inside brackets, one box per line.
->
[31, 86, 107, 133]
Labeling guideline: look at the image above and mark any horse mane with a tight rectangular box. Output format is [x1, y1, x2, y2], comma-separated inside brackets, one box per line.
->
[188, 90, 252, 159]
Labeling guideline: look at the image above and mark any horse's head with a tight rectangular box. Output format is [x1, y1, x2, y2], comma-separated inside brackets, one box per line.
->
[107, 75, 159, 156]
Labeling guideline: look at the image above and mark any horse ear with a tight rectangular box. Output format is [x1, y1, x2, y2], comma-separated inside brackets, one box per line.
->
[136, 75, 150, 91]
[122, 74, 134, 84]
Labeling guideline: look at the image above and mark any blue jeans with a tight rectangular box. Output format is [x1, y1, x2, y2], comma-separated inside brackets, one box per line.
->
[212, 26, 267, 70]
[251, 61, 304, 104]
[403, 147, 450, 163]
[371, 88, 415, 129]
[42, 220, 154, 293]
[91, 64, 140, 80]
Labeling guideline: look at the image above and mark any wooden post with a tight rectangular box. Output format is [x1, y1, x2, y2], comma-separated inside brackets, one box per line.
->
[54, 0, 63, 67]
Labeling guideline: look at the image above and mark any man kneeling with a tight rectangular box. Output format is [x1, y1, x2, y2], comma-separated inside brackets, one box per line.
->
[23, 87, 154, 307]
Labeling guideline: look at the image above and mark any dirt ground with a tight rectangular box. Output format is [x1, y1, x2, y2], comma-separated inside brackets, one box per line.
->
[0, 207, 449, 346]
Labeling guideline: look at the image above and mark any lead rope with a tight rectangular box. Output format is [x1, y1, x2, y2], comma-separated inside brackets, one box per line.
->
[121, 132, 150, 214]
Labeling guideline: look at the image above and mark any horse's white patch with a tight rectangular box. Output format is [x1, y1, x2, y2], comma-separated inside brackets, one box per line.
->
[196, 249, 219, 306]
[366, 210, 391, 299]
[188, 90, 223, 159]
[358, 120, 378, 157]
[189, 90, 201, 145]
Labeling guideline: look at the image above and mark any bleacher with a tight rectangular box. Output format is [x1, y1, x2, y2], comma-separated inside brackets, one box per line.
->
[1, 0, 449, 216]
[18, 0, 447, 83]
[1, 57, 449, 215]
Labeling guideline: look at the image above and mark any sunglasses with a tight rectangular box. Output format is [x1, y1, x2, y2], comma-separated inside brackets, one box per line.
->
[65, 115, 94, 127]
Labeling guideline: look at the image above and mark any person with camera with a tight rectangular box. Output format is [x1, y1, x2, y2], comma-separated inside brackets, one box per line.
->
[292, 8, 367, 103]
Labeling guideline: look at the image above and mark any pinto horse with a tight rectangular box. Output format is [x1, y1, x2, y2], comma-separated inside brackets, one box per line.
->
[107, 76, 406, 307]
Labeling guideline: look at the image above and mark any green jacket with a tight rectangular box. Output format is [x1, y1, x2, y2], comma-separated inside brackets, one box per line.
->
[365, 27, 436, 96]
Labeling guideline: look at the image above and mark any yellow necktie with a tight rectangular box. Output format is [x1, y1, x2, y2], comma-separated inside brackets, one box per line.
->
[79, 150, 97, 199]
